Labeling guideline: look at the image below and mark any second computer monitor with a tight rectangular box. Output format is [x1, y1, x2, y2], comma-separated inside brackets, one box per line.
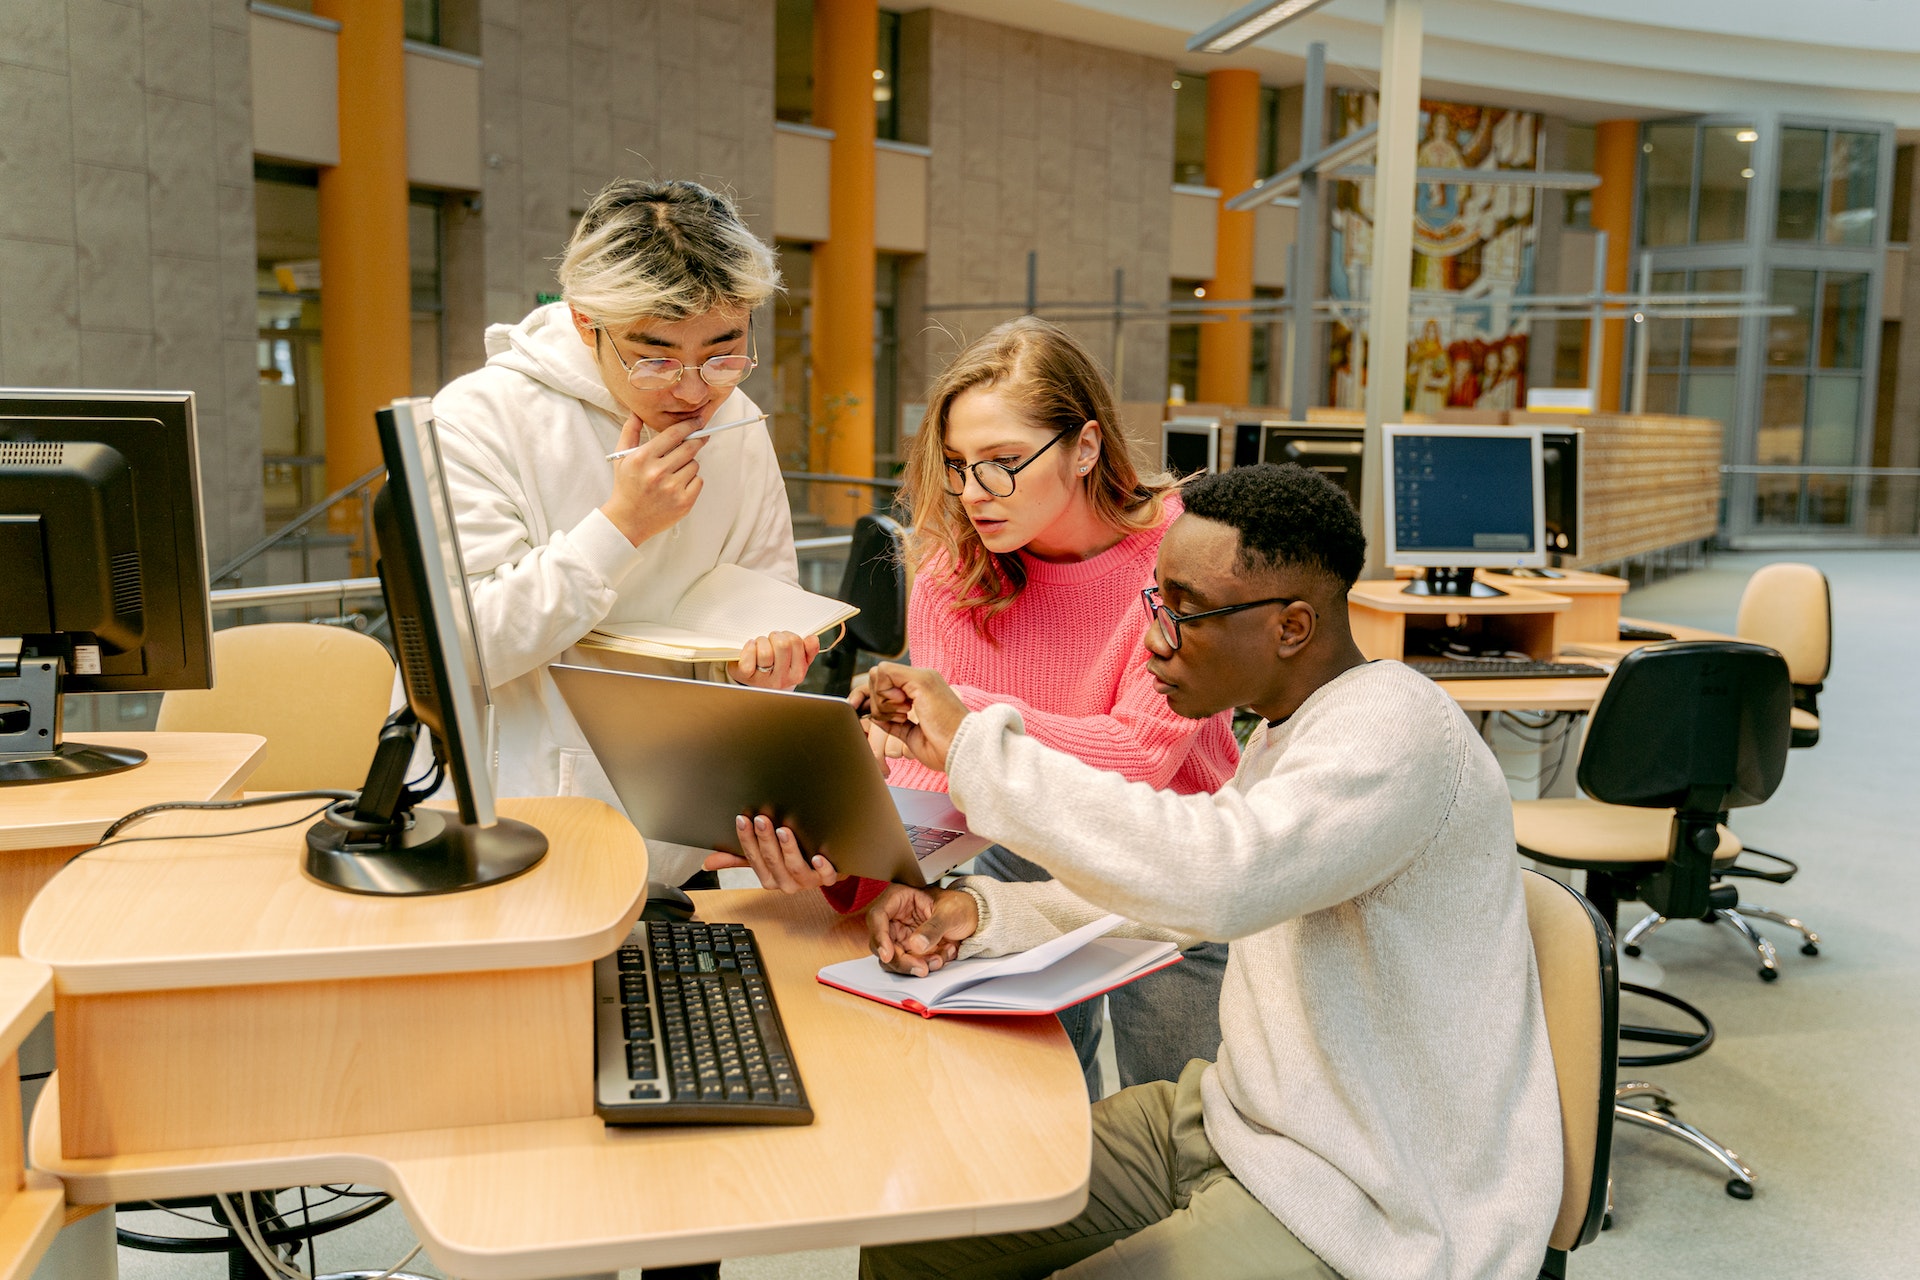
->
[1540, 426, 1581, 560]
[1384, 425, 1546, 595]
[1259, 424, 1364, 512]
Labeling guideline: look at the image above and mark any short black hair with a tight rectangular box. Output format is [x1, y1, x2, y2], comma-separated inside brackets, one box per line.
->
[1179, 464, 1366, 591]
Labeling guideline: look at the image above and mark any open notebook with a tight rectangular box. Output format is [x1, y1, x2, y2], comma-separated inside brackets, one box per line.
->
[581, 564, 858, 663]
[817, 914, 1182, 1018]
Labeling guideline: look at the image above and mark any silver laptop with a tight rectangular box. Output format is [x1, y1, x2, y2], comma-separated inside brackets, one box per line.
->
[551, 665, 989, 886]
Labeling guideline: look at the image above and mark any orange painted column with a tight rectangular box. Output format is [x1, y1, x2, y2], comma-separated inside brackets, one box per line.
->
[1198, 69, 1261, 406]
[1591, 120, 1640, 412]
[314, 0, 411, 504]
[810, 0, 878, 525]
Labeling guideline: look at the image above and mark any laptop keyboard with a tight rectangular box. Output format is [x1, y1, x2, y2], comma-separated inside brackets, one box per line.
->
[905, 823, 963, 860]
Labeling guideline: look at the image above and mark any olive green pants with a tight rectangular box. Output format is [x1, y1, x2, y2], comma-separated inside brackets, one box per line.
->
[859, 1061, 1342, 1280]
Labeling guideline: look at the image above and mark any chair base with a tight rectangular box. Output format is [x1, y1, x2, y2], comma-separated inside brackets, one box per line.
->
[1615, 1081, 1755, 1199]
[1622, 904, 1822, 980]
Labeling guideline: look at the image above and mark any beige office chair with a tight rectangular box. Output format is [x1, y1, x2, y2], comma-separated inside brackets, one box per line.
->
[156, 623, 395, 791]
[1524, 869, 1616, 1279]
[1620, 563, 1829, 978]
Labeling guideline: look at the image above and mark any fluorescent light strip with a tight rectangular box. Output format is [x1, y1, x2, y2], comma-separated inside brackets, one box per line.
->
[1187, 0, 1337, 54]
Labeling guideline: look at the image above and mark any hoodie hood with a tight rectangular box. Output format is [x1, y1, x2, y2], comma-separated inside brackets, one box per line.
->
[483, 302, 622, 417]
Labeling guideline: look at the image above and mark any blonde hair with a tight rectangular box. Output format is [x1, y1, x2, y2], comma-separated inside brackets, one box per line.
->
[901, 317, 1171, 638]
[557, 179, 780, 325]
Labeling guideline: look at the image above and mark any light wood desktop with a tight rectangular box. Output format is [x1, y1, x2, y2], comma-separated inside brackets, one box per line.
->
[0, 959, 60, 1279]
[22, 798, 1091, 1279]
[0, 732, 265, 957]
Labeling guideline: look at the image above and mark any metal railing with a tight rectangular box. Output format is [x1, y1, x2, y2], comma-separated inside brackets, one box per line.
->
[212, 465, 385, 587]
[1721, 465, 1920, 541]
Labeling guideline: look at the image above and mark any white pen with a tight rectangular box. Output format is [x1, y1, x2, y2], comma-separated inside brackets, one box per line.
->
[604, 412, 770, 461]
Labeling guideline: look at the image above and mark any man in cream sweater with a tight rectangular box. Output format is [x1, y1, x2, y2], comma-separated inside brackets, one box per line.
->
[432, 180, 816, 888]
[850, 464, 1561, 1280]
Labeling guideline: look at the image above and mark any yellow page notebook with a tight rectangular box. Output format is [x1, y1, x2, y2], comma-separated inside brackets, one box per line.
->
[582, 563, 858, 663]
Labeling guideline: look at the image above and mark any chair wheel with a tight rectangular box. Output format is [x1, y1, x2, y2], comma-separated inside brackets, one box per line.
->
[1727, 1179, 1754, 1200]
[1758, 967, 1779, 982]
[1801, 943, 1819, 956]
[1623, 944, 1642, 957]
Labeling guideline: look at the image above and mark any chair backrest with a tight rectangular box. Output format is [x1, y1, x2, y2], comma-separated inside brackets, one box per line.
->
[1522, 869, 1616, 1257]
[1578, 640, 1791, 919]
[835, 513, 907, 658]
[1735, 562, 1831, 686]
[156, 623, 396, 791]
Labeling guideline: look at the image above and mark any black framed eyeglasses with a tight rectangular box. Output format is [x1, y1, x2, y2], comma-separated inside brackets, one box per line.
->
[942, 425, 1078, 498]
[1140, 584, 1298, 651]
[595, 327, 758, 391]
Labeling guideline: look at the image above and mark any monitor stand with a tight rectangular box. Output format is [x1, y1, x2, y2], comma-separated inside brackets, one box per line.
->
[1400, 567, 1507, 599]
[304, 708, 546, 896]
[0, 640, 146, 785]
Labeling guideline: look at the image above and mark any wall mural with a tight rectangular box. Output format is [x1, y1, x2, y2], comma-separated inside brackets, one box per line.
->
[1327, 92, 1540, 413]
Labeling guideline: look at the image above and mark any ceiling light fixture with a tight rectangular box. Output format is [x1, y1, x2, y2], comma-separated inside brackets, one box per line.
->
[1736, 129, 1759, 143]
[1186, 0, 1338, 55]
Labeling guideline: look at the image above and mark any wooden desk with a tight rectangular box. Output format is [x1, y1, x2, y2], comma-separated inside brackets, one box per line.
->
[0, 960, 60, 1279]
[1348, 578, 1572, 663]
[23, 802, 1090, 1279]
[0, 732, 266, 956]
[1479, 569, 1627, 643]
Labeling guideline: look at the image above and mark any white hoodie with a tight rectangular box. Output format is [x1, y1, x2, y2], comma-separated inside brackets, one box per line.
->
[430, 303, 797, 884]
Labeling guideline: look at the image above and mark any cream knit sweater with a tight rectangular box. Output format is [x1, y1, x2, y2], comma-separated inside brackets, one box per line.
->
[947, 660, 1561, 1280]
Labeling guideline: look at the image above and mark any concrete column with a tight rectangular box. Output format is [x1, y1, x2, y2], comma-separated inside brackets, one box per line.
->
[1591, 120, 1640, 412]
[313, 0, 411, 498]
[1198, 69, 1260, 405]
[810, 0, 879, 523]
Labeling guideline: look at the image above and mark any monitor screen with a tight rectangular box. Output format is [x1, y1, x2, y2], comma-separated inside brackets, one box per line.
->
[1384, 426, 1546, 568]
[1162, 420, 1218, 476]
[1259, 424, 1363, 512]
[1541, 428, 1580, 557]
[374, 398, 498, 827]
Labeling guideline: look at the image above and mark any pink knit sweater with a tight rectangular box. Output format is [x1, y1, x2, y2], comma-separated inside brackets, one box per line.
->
[826, 497, 1241, 912]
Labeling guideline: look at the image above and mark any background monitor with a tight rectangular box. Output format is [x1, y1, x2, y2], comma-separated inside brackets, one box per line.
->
[305, 397, 545, 895]
[1541, 426, 1582, 560]
[0, 389, 212, 784]
[1258, 423, 1364, 511]
[1384, 425, 1547, 596]
[1161, 417, 1220, 476]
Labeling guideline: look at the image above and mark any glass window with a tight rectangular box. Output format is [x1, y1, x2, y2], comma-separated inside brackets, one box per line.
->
[1683, 371, 1737, 428]
[771, 242, 812, 469]
[1646, 270, 1686, 368]
[874, 9, 901, 142]
[1695, 126, 1753, 242]
[775, 0, 814, 125]
[1805, 476, 1852, 524]
[1826, 131, 1879, 245]
[1892, 143, 1914, 244]
[404, 0, 437, 44]
[1818, 272, 1869, 368]
[1807, 376, 1861, 465]
[1173, 74, 1209, 186]
[1641, 372, 1680, 415]
[408, 196, 444, 399]
[1257, 86, 1285, 179]
[1641, 124, 1695, 247]
[1167, 281, 1201, 400]
[1688, 268, 1743, 367]
[1767, 269, 1816, 366]
[1753, 475, 1801, 526]
[1759, 375, 1807, 463]
[1776, 127, 1826, 241]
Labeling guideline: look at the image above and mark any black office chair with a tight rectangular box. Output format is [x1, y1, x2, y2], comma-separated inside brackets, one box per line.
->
[1512, 641, 1791, 1203]
[817, 513, 908, 698]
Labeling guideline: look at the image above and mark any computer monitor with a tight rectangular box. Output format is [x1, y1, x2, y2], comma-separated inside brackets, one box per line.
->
[305, 398, 546, 896]
[1258, 423, 1364, 512]
[1162, 417, 1220, 476]
[1384, 425, 1547, 597]
[0, 389, 213, 785]
[1541, 427, 1582, 561]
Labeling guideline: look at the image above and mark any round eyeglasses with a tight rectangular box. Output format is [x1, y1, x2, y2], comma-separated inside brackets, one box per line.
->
[1140, 584, 1299, 651]
[596, 328, 758, 391]
[942, 425, 1078, 498]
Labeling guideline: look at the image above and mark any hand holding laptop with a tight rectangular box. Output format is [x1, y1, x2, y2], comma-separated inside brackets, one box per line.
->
[704, 812, 841, 893]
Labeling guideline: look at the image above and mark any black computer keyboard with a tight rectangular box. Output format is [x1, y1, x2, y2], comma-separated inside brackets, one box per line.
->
[904, 822, 963, 861]
[1618, 624, 1675, 642]
[1403, 658, 1610, 681]
[594, 920, 813, 1126]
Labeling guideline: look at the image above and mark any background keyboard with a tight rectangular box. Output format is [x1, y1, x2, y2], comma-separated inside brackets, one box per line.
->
[594, 919, 813, 1126]
[1404, 658, 1610, 681]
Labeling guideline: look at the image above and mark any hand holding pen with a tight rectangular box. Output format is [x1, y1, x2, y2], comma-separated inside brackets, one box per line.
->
[598, 413, 706, 547]
[604, 411, 769, 461]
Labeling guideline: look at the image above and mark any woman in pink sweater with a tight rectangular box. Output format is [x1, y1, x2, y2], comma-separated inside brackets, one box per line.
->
[852, 317, 1239, 1095]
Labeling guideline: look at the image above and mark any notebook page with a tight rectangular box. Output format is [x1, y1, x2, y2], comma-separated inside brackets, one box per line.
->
[937, 938, 1180, 1012]
[817, 913, 1126, 1007]
[665, 564, 854, 646]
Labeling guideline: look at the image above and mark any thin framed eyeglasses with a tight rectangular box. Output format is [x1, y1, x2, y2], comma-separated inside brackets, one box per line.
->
[1140, 584, 1299, 651]
[943, 425, 1079, 498]
[595, 327, 758, 390]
